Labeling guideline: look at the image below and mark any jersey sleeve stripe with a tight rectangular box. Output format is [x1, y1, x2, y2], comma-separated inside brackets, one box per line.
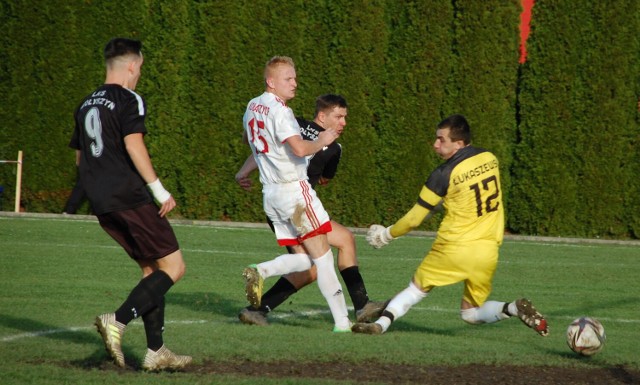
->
[125, 88, 145, 116]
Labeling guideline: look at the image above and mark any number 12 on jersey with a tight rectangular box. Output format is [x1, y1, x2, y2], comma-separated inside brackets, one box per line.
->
[469, 175, 500, 217]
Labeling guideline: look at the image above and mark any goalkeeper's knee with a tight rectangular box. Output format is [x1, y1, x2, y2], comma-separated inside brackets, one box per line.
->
[460, 301, 510, 324]
[460, 307, 482, 325]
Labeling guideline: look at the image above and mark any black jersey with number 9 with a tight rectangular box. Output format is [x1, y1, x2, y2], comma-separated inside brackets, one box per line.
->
[69, 84, 152, 215]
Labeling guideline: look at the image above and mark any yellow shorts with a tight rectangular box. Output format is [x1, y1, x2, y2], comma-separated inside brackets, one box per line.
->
[413, 239, 499, 307]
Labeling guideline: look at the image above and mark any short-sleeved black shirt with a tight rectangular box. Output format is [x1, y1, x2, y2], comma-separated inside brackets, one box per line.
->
[69, 84, 152, 215]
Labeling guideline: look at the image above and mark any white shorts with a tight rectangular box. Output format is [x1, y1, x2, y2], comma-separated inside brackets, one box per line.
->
[263, 180, 332, 246]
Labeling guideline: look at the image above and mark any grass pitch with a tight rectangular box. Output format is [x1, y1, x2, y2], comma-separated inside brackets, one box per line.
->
[0, 214, 638, 384]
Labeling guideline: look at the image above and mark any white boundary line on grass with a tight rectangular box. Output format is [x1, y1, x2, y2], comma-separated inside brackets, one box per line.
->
[0, 310, 326, 343]
[2, 211, 640, 246]
[2, 308, 639, 343]
[0, 320, 208, 343]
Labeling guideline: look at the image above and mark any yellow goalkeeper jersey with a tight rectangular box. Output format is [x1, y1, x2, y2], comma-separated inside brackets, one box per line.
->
[417, 146, 504, 244]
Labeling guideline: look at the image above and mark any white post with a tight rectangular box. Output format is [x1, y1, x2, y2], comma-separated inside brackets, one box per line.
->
[14, 151, 22, 213]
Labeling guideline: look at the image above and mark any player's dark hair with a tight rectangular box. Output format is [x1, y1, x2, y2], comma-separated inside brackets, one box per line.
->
[314, 94, 348, 117]
[438, 114, 471, 145]
[104, 38, 142, 62]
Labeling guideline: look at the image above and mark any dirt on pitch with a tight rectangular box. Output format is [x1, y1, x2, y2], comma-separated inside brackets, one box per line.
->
[186, 359, 640, 384]
[75, 356, 640, 384]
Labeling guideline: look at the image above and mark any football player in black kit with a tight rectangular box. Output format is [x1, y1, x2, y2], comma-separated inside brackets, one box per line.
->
[69, 38, 191, 370]
[235, 94, 386, 326]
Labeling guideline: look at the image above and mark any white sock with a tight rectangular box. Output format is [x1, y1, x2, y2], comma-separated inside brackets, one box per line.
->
[375, 316, 392, 333]
[382, 282, 427, 332]
[257, 253, 312, 279]
[507, 301, 518, 316]
[460, 301, 509, 324]
[313, 250, 350, 329]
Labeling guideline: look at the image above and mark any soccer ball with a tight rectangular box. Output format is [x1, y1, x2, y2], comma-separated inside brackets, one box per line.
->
[566, 317, 606, 356]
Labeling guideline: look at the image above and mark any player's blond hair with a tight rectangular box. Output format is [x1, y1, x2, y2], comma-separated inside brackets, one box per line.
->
[264, 56, 295, 81]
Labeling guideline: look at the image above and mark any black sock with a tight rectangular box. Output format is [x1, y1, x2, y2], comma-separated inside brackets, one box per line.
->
[340, 266, 369, 311]
[115, 270, 174, 324]
[143, 297, 165, 351]
[251, 277, 297, 314]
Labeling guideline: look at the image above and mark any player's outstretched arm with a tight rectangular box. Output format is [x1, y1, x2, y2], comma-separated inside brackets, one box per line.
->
[366, 200, 433, 248]
[390, 204, 431, 237]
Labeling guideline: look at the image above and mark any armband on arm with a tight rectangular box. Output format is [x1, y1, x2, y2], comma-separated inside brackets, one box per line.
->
[147, 179, 171, 204]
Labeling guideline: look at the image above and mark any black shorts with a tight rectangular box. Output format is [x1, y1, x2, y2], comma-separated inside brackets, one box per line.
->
[97, 203, 180, 260]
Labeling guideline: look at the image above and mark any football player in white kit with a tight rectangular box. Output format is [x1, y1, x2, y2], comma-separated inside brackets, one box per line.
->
[240, 56, 351, 331]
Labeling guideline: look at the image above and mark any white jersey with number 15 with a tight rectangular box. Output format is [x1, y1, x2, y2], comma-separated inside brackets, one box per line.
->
[243, 91, 308, 185]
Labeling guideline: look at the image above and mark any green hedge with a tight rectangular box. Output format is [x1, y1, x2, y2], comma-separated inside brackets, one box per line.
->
[510, 0, 640, 238]
[0, 0, 638, 239]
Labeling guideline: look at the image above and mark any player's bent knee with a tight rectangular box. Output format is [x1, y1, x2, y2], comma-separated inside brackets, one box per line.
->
[166, 264, 186, 283]
[460, 307, 482, 325]
[157, 251, 186, 283]
[328, 223, 356, 249]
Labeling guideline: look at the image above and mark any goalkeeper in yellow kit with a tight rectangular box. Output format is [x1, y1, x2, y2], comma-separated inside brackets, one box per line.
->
[352, 114, 549, 336]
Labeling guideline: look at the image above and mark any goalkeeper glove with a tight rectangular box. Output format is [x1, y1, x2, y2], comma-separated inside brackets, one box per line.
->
[366, 224, 395, 249]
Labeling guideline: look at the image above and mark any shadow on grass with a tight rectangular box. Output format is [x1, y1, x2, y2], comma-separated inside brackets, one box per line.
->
[550, 348, 640, 383]
[0, 314, 140, 370]
[167, 290, 352, 327]
[168, 291, 245, 318]
[546, 296, 637, 319]
[263, 303, 461, 335]
[0, 314, 96, 345]
[540, 343, 632, 375]
[166, 288, 470, 337]
[69, 348, 141, 371]
[390, 320, 464, 336]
